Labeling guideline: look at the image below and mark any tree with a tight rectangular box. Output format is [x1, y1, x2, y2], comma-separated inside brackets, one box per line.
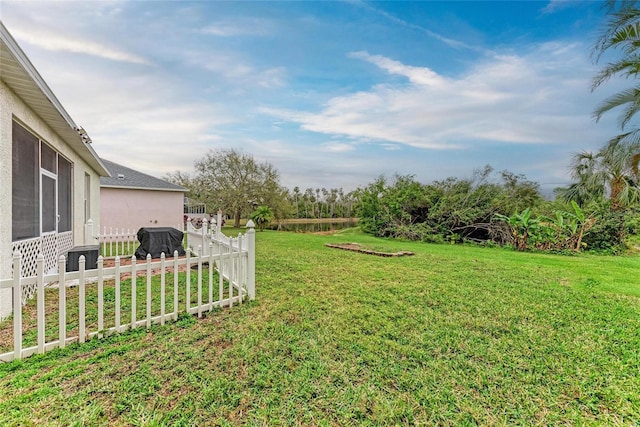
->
[170, 148, 290, 228]
[561, 140, 640, 210]
[250, 205, 274, 231]
[592, 0, 640, 140]
[558, 1, 640, 215]
[356, 167, 545, 243]
[292, 186, 301, 217]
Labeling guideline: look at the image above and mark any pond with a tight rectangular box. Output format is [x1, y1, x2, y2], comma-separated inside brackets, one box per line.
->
[269, 219, 359, 233]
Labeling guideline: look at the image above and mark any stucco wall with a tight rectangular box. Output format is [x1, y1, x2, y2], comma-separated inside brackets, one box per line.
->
[0, 80, 102, 319]
[100, 188, 184, 232]
[0, 81, 12, 318]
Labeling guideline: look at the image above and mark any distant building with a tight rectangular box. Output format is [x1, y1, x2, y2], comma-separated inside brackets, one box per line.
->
[100, 159, 187, 232]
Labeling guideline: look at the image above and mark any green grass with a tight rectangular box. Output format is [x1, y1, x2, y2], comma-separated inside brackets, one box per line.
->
[0, 267, 232, 354]
[1, 228, 639, 426]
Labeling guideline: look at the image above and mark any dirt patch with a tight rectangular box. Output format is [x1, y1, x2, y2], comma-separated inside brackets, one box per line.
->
[325, 243, 414, 257]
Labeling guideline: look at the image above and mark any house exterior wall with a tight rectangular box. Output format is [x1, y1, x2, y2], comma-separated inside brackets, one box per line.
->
[0, 80, 102, 318]
[100, 187, 184, 232]
[0, 81, 12, 318]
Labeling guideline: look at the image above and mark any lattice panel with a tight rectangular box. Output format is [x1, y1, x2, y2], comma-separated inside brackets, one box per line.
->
[58, 231, 73, 256]
[11, 237, 41, 303]
[42, 233, 58, 275]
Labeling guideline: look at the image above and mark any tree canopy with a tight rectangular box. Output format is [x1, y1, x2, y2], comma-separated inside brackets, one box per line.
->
[559, 0, 640, 211]
[166, 148, 290, 227]
[592, 0, 640, 137]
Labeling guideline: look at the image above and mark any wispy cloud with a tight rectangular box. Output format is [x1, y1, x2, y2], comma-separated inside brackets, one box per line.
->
[0, 0, 611, 192]
[185, 51, 287, 88]
[349, 51, 448, 87]
[321, 141, 356, 153]
[267, 43, 603, 153]
[540, 0, 580, 15]
[201, 17, 275, 37]
[352, 0, 489, 54]
[9, 27, 151, 65]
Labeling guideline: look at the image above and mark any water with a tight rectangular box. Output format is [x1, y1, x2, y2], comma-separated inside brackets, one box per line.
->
[269, 220, 358, 233]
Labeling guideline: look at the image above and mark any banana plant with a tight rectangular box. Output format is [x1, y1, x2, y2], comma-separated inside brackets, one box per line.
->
[495, 208, 541, 251]
[564, 201, 596, 251]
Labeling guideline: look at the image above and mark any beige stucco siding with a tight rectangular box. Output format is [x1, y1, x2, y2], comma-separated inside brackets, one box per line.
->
[0, 81, 12, 317]
[100, 187, 184, 232]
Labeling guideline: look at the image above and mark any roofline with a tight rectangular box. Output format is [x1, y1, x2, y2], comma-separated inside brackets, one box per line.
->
[100, 184, 188, 192]
[0, 22, 75, 126]
[0, 21, 110, 177]
[85, 143, 110, 177]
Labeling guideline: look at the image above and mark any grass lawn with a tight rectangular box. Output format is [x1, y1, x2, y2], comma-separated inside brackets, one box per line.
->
[0, 228, 639, 426]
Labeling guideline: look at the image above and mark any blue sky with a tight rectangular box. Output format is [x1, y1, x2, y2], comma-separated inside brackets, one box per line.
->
[1, 1, 622, 194]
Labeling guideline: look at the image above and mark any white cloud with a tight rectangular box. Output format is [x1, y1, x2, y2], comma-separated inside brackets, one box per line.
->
[349, 51, 448, 87]
[3, 2, 150, 65]
[21, 55, 236, 178]
[10, 27, 151, 65]
[1, 0, 615, 192]
[321, 142, 356, 153]
[184, 51, 287, 88]
[541, 0, 579, 15]
[200, 18, 275, 37]
[267, 43, 605, 153]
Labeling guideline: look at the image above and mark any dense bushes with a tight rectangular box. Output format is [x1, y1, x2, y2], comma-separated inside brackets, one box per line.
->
[356, 167, 636, 253]
[356, 167, 543, 244]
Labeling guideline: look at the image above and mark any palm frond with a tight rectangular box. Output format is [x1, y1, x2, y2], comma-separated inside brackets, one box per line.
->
[593, 2, 640, 62]
[592, 56, 640, 89]
[618, 89, 640, 128]
[593, 86, 640, 123]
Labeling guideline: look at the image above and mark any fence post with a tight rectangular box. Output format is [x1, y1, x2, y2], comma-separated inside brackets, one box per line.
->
[36, 253, 45, 354]
[85, 219, 94, 246]
[185, 217, 190, 251]
[97, 256, 104, 338]
[13, 251, 22, 360]
[201, 217, 208, 257]
[131, 255, 137, 330]
[58, 255, 66, 349]
[217, 209, 222, 241]
[78, 255, 86, 343]
[246, 220, 256, 301]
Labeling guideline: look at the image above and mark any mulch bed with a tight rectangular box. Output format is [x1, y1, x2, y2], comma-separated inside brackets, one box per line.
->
[325, 243, 414, 257]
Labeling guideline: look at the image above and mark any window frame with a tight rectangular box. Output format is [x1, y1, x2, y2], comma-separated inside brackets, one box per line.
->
[11, 120, 75, 241]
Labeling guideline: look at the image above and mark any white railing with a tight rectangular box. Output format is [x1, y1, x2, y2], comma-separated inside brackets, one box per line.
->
[0, 223, 255, 362]
[85, 220, 184, 257]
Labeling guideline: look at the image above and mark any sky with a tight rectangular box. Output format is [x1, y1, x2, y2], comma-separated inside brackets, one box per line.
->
[0, 1, 625, 195]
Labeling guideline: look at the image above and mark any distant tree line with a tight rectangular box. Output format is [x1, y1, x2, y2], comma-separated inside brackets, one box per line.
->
[288, 187, 358, 219]
[165, 145, 639, 253]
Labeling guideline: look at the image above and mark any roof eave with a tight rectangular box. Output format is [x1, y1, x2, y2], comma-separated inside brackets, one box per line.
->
[0, 22, 110, 178]
[100, 184, 188, 192]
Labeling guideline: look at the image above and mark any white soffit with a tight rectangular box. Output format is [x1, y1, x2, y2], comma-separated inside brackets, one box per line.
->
[0, 21, 109, 177]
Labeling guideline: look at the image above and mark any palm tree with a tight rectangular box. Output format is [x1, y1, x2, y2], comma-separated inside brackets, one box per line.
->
[562, 139, 640, 210]
[592, 1, 640, 143]
[572, 1, 640, 210]
[250, 205, 274, 231]
[292, 186, 301, 218]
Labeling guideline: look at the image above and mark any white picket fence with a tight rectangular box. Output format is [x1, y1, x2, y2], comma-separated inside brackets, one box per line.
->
[85, 221, 183, 257]
[0, 220, 255, 362]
